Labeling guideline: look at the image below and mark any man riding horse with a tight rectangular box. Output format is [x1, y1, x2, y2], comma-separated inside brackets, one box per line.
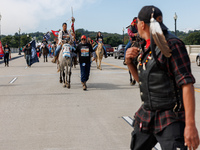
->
[52, 22, 73, 64]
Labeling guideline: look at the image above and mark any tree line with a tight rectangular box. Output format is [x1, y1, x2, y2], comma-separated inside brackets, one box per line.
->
[1, 29, 200, 48]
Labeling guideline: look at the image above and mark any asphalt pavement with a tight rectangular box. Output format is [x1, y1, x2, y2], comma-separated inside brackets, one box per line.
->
[0, 53, 200, 150]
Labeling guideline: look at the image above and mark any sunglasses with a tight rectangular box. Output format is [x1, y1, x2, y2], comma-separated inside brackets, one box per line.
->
[81, 39, 86, 41]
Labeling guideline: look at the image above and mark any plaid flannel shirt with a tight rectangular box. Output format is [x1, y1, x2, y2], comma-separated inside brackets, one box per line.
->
[134, 38, 195, 134]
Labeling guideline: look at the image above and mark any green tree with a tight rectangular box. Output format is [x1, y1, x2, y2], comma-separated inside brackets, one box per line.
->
[183, 32, 200, 45]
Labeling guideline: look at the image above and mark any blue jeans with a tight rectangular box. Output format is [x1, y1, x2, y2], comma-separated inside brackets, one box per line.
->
[124, 40, 132, 60]
[54, 45, 62, 56]
[26, 54, 31, 66]
[80, 62, 91, 82]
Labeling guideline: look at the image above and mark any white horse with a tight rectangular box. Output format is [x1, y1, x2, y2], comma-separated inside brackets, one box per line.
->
[58, 43, 73, 88]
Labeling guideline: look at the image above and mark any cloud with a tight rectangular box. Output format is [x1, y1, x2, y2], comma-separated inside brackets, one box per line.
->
[0, 0, 96, 35]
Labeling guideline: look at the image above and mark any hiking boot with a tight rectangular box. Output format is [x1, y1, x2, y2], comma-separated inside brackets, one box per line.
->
[52, 56, 58, 63]
[104, 55, 108, 58]
[81, 82, 87, 91]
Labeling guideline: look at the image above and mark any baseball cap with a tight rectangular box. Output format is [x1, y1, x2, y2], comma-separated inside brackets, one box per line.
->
[138, 5, 168, 30]
[81, 35, 86, 39]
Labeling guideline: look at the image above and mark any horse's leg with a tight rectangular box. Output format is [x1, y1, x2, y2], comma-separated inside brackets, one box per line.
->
[46, 54, 48, 62]
[68, 58, 72, 89]
[63, 70, 66, 87]
[99, 58, 102, 70]
[43, 53, 45, 63]
[67, 63, 70, 89]
[95, 53, 98, 69]
[129, 70, 132, 83]
[129, 70, 136, 86]
[59, 68, 62, 83]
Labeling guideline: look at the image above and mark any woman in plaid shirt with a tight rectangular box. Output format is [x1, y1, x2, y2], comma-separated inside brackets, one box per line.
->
[126, 5, 199, 150]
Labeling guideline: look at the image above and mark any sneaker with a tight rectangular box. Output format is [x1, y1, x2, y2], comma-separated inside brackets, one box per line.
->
[105, 55, 108, 58]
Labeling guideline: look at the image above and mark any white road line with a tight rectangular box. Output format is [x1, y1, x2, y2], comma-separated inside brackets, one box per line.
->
[122, 116, 133, 127]
[9, 77, 18, 84]
[122, 116, 161, 150]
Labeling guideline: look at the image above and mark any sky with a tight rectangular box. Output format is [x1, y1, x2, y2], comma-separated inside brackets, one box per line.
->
[0, 0, 200, 35]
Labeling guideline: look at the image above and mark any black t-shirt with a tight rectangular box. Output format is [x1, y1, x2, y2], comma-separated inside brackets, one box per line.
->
[42, 40, 48, 45]
[96, 35, 103, 43]
[4, 47, 10, 54]
[76, 43, 94, 63]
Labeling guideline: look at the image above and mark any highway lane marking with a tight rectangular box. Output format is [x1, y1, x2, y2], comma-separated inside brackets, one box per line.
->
[102, 62, 128, 71]
[9, 77, 18, 84]
[195, 88, 200, 93]
[122, 116, 160, 150]
[122, 116, 134, 127]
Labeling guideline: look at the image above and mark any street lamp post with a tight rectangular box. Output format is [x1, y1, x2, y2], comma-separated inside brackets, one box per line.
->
[174, 13, 178, 36]
[18, 28, 21, 55]
[122, 27, 125, 44]
[27, 34, 29, 44]
[0, 13, 2, 41]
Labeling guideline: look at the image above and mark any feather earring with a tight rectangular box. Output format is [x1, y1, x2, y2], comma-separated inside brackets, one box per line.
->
[150, 8, 172, 58]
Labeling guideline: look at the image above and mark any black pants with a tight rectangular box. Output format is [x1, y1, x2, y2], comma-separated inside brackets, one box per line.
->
[130, 121, 187, 150]
[4, 53, 9, 65]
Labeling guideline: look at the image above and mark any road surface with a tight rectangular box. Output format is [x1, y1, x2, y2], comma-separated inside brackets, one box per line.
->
[0, 54, 200, 150]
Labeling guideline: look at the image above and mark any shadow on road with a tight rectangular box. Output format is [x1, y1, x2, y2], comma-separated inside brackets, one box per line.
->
[87, 82, 138, 91]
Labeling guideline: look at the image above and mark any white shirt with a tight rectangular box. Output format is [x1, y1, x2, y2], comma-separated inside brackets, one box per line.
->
[58, 29, 72, 45]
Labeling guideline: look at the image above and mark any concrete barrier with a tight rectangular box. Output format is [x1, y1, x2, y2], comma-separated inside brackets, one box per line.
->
[10, 48, 20, 53]
[186, 45, 200, 62]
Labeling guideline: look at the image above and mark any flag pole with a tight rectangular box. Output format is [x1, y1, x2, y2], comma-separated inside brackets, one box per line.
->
[71, 7, 73, 17]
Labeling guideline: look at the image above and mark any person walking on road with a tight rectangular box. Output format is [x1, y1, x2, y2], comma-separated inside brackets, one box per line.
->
[24, 43, 32, 67]
[126, 6, 199, 150]
[75, 35, 94, 91]
[3, 44, 11, 67]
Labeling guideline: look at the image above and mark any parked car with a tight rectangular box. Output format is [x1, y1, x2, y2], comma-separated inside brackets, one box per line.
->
[104, 44, 114, 56]
[113, 44, 126, 59]
[196, 53, 200, 66]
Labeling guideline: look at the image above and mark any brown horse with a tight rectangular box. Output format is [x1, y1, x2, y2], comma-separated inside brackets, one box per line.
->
[95, 42, 104, 70]
[41, 46, 49, 62]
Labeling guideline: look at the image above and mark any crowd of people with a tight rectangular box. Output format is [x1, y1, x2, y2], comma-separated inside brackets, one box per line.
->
[1, 5, 200, 150]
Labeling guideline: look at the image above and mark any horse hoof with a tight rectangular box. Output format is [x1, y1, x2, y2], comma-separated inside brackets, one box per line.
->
[60, 80, 62, 83]
[67, 84, 70, 89]
[63, 84, 66, 88]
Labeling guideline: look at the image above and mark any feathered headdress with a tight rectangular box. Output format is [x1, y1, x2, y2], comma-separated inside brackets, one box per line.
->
[150, 8, 171, 57]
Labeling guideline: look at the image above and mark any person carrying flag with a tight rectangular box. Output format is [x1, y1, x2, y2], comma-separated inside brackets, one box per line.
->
[24, 43, 32, 67]
[52, 23, 72, 63]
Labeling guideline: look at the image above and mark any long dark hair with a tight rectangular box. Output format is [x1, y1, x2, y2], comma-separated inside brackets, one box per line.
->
[97, 31, 102, 38]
